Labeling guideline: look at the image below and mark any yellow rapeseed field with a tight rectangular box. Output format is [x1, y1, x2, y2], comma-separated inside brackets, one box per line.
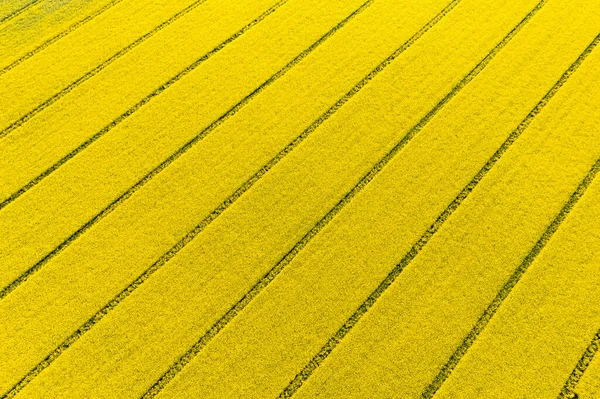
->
[1, 0, 599, 398]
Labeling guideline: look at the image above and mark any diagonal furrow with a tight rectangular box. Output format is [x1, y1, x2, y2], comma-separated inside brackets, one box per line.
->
[0, 0, 42, 24]
[558, 328, 600, 398]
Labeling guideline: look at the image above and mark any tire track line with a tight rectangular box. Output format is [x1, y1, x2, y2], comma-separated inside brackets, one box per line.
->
[0, 0, 42, 24]
[420, 33, 600, 399]
[0, 0, 212, 137]
[0, 0, 287, 211]
[0, 0, 126, 76]
[558, 328, 600, 398]
[0, 2, 373, 397]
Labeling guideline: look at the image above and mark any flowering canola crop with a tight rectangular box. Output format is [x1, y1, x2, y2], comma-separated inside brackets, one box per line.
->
[1, 0, 599, 398]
